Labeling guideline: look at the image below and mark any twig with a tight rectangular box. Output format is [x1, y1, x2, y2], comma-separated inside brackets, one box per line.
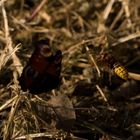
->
[110, 8, 124, 30]
[103, 0, 115, 20]
[0, 95, 18, 112]
[26, 0, 48, 22]
[1, 2, 22, 80]
[96, 84, 108, 102]
[0, 44, 21, 70]
[11, 16, 29, 31]
[15, 132, 58, 140]
[0, 0, 6, 6]
[85, 46, 101, 77]
[3, 95, 21, 140]
[120, 0, 132, 27]
[112, 32, 140, 46]
[128, 72, 140, 81]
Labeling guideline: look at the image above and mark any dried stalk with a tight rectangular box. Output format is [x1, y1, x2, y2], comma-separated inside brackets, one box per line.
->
[1, 2, 22, 78]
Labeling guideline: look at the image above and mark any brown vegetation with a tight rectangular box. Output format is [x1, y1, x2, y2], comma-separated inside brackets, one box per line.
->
[0, 0, 140, 139]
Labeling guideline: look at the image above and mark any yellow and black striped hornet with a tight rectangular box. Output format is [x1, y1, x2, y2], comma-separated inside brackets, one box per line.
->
[99, 52, 128, 80]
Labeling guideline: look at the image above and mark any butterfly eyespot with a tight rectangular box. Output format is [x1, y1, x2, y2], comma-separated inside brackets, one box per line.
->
[40, 45, 52, 57]
[24, 66, 38, 78]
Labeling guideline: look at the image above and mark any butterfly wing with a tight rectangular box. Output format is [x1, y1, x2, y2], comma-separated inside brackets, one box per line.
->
[19, 40, 62, 94]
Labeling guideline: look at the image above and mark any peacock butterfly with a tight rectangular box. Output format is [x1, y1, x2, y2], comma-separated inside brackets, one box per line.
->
[19, 39, 62, 94]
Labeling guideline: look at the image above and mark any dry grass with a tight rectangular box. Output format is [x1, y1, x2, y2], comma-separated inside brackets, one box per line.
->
[0, 0, 140, 140]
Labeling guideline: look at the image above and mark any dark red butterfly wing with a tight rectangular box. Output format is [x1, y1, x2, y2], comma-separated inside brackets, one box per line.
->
[19, 40, 62, 94]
